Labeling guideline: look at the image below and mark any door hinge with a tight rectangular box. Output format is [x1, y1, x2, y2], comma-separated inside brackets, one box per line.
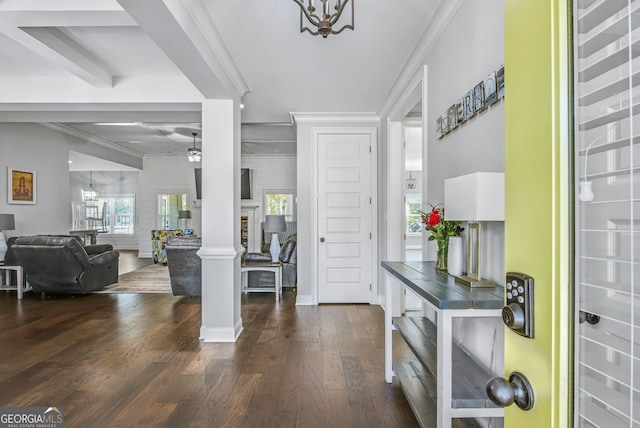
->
[370, 232, 372, 239]
[369, 197, 372, 204]
[369, 145, 371, 153]
[369, 284, 372, 291]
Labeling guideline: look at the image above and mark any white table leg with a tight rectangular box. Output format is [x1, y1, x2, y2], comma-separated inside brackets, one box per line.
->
[437, 309, 453, 428]
[16, 267, 23, 299]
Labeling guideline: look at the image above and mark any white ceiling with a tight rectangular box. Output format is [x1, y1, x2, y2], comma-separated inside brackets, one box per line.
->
[0, 0, 435, 168]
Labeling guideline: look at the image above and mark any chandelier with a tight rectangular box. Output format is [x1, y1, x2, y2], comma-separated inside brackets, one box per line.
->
[292, 0, 354, 38]
[187, 132, 202, 163]
[83, 171, 98, 201]
[405, 172, 417, 190]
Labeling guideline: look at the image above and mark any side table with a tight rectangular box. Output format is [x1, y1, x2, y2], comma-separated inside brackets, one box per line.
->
[0, 262, 31, 299]
[241, 261, 282, 302]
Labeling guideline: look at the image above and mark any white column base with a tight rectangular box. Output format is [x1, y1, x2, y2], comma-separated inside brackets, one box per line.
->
[295, 294, 314, 305]
[200, 318, 243, 342]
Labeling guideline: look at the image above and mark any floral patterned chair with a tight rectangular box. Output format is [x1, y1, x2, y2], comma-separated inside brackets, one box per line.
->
[151, 229, 184, 265]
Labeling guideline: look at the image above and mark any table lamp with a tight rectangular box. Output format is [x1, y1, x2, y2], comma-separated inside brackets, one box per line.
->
[0, 214, 16, 261]
[178, 210, 191, 230]
[264, 215, 286, 263]
[444, 172, 504, 287]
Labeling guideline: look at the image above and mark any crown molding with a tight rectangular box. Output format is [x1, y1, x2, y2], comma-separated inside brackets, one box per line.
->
[188, 0, 250, 97]
[290, 112, 380, 124]
[377, 0, 465, 119]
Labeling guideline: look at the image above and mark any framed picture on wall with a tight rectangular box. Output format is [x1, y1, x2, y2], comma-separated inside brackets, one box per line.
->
[496, 65, 505, 99]
[464, 90, 474, 119]
[441, 110, 449, 134]
[456, 98, 465, 124]
[474, 81, 485, 113]
[484, 71, 498, 105]
[436, 116, 443, 138]
[447, 105, 457, 132]
[8, 167, 36, 204]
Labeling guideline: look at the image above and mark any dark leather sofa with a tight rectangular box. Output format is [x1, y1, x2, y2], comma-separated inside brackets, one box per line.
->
[164, 235, 201, 297]
[244, 234, 297, 287]
[8, 235, 119, 294]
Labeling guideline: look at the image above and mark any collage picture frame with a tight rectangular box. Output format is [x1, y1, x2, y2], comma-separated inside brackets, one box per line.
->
[436, 64, 505, 139]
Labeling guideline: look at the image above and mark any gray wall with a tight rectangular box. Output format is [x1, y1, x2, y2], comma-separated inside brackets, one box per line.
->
[0, 123, 142, 243]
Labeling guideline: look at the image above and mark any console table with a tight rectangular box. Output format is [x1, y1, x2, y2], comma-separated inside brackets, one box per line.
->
[382, 261, 504, 428]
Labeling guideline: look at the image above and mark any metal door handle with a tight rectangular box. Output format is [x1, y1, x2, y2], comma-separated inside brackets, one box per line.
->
[320, 237, 325, 243]
[486, 372, 534, 410]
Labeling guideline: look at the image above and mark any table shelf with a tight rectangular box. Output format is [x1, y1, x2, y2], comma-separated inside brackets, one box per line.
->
[383, 261, 504, 428]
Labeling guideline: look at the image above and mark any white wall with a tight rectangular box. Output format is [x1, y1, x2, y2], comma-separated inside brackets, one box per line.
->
[241, 155, 296, 250]
[424, 0, 505, 284]
[137, 155, 201, 257]
[0, 123, 141, 242]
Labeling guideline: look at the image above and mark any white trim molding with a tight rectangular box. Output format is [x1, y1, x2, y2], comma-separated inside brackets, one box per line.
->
[295, 294, 314, 306]
[200, 319, 243, 342]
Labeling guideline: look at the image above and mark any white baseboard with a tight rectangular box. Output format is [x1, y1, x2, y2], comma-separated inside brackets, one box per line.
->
[295, 294, 314, 305]
[199, 319, 243, 342]
[378, 295, 387, 311]
[138, 251, 152, 258]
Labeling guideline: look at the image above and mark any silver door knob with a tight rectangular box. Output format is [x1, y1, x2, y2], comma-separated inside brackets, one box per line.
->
[486, 372, 534, 410]
[320, 237, 325, 242]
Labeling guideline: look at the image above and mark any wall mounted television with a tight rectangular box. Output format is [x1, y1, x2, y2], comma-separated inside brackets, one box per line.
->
[241, 168, 252, 200]
[195, 168, 251, 200]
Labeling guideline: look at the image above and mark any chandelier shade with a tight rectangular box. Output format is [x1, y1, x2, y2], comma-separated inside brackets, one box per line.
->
[292, 0, 354, 38]
[188, 132, 202, 163]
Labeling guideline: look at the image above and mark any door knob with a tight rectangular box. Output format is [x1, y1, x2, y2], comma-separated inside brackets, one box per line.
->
[486, 372, 534, 410]
[320, 237, 325, 242]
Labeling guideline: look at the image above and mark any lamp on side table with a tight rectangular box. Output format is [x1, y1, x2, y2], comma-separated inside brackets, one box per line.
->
[0, 214, 15, 261]
[264, 215, 286, 263]
[444, 172, 504, 287]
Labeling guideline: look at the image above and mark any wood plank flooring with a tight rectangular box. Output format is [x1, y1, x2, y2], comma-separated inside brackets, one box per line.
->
[0, 274, 418, 427]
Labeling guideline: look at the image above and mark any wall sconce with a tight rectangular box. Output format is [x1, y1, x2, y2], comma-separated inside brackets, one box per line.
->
[445, 172, 504, 287]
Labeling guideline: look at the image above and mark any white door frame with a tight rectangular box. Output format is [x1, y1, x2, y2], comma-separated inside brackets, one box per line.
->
[310, 126, 378, 305]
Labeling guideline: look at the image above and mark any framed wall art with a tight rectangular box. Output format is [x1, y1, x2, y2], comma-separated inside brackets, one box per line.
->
[436, 116, 443, 138]
[456, 98, 465, 124]
[447, 105, 457, 132]
[441, 111, 449, 135]
[484, 71, 498, 105]
[464, 90, 474, 119]
[496, 65, 505, 99]
[8, 167, 36, 204]
[473, 81, 485, 113]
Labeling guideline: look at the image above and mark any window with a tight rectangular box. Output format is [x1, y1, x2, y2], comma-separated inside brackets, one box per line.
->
[157, 193, 187, 230]
[95, 194, 135, 234]
[405, 194, 423, 235]
[264, 190, 295, 221]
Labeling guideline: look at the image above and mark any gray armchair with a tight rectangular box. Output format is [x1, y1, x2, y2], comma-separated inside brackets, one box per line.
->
[165, 235, 201, 297]
[9, 235, 119, 294]
[244, 234, 297, 287]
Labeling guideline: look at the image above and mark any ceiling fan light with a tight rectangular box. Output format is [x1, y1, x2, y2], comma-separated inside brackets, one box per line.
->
[187, 132, 201, 162]
[187, 148, 202, 163]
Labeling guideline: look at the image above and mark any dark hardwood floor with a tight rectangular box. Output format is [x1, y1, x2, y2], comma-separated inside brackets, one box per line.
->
[0, 259, 418, 427]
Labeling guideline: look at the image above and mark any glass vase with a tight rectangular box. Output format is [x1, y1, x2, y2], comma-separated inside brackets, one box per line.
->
[436, 237, 449, 272]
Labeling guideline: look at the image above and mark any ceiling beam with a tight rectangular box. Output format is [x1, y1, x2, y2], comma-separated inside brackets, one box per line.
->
[14, 27, 113, 87]
[116, 0, 248, 99]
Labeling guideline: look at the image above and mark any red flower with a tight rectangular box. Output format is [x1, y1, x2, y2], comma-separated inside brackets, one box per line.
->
[428, 210, 440, 227]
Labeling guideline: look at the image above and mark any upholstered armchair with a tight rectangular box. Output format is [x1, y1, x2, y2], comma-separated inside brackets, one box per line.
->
[9, 235, 119, 294]
[151, 229, 184, 265]
[165, 235, 201, 297]
[244, 234, 297, 287]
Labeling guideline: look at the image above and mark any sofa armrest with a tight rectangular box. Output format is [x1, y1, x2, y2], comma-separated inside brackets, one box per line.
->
[244, 252, 272, 263]
[85, 244, 113, 255]
[88, 250, 119, 267]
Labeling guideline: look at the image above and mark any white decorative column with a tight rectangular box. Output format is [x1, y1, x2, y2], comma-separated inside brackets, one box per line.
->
[199, 98, 244, 342]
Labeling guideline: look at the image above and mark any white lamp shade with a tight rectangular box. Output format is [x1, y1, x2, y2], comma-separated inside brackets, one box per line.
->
[444, 172, 505, 221]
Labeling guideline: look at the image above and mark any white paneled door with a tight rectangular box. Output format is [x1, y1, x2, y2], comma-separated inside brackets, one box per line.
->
[317, 131, 373, 303]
